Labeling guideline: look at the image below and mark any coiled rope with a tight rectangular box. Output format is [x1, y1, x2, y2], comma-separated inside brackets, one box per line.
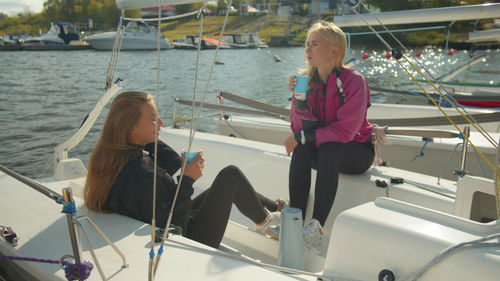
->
[0, 254, 92, 281]
[0, 201, 91, 280]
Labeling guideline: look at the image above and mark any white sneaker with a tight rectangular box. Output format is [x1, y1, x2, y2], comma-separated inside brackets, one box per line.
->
[303, 218, 323, 251]
[267, 225, 280, 240]
[256, 210, 281, 236]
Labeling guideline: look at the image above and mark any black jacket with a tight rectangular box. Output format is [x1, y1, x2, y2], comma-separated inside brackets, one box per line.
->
[105, 141, 195, 231]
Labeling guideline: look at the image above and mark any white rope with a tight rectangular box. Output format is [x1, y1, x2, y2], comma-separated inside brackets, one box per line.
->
[400, 233, 500, 281]
[148, 2, 164, 280]
[105, 12, 125, 90]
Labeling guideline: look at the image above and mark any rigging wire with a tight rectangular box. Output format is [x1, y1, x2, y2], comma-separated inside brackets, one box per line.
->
[148, 2, 163, 281]
[152, 3, 207, 277]
[105, 11, 125, 90]
[347, 0, 497, 170]
[353, 0, 497, 147]
[114, 5, 229, 280]
[393, 55, 495, 170]
[151, 0, 234, 276]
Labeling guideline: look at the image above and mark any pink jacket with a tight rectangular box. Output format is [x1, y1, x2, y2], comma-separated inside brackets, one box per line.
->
[290, 68, 373, 147]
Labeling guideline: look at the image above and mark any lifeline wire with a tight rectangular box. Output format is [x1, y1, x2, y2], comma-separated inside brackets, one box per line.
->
[400, 233, 500, 281]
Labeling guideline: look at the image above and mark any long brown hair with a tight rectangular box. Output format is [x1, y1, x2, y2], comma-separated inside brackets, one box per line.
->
[84, 91, 153, 212]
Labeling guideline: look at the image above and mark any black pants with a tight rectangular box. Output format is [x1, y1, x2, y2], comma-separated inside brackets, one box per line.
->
[289, 141, 374, 226]
[187, 165, 277, 248]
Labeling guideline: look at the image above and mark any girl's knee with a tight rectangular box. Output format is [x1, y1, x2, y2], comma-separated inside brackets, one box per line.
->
[219, 165, 241, 176]
[216, 165, 246, 183]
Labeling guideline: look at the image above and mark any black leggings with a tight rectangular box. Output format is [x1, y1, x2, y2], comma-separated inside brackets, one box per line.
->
[187, 165, 277, 248]
[289, 141, 374, 226]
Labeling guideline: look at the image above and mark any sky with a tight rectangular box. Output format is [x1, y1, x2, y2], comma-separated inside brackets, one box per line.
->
[0, 0, 43, 16]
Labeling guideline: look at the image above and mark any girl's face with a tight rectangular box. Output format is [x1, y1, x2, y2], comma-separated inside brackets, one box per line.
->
[129, 100, 164, 146]
[305, 31, 336, 69]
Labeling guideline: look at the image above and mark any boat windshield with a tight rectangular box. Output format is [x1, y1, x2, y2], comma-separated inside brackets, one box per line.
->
[125, 22, 151, 34]
[61, 24, 78, 35]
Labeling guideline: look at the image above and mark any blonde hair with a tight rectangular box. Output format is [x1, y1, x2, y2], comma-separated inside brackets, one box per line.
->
[84, 91, 153, 212]
[304, 21, 348, 78]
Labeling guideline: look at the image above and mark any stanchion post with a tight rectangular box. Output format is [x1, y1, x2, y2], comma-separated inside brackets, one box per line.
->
[496, 136, 500, 219]
[62, 187, 82, 264]
[458, 126, 470, 177]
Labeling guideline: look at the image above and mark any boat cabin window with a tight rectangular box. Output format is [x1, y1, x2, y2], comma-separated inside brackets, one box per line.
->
[234, 35, 245, 44]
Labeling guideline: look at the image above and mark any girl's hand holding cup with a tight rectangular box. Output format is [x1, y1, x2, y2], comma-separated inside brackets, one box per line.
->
[181, 149, 204, 181]
[288, 75, 297, 93]
[291, 75, 310, 110]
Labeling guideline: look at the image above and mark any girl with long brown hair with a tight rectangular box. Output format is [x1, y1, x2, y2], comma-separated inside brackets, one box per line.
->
[84, 91, 286, 248]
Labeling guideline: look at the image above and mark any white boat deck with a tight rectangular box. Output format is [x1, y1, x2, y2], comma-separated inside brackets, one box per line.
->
[1, 128, 499, 280]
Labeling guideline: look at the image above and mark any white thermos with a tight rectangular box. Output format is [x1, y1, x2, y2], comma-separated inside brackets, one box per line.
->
[278, 207, 304, 270]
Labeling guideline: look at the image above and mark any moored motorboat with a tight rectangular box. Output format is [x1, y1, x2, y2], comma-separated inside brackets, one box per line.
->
[171, 35, 229, 49]
[84, 21, 170, 51]
[21, 22, 80, 46]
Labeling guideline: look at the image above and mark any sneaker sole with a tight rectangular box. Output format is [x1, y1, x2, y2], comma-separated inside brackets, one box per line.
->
[265, 229, 279, 240]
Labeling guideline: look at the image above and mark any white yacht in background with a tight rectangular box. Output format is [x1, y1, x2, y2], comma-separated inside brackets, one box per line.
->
[84, 21, 170, 50]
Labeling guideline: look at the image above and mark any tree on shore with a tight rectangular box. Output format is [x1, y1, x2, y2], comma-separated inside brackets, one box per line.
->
[0, 0, 138, 35]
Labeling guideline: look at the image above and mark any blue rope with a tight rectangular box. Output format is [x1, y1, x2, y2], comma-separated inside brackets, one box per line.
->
[412, 138, 431, 161]
[62, 201, 76, 217]
[454, 169, 466, 178]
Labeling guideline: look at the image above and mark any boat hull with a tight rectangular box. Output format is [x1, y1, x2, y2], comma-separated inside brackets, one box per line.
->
[85, 32, 170, 51]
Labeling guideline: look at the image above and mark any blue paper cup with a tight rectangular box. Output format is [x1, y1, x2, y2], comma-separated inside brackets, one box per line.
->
[183, 150, 200, 163]
[293, 75, 309, 101]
